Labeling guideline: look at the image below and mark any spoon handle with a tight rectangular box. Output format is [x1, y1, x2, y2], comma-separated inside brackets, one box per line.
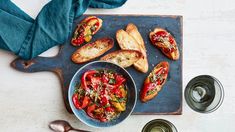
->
[71, 128, 92, 132]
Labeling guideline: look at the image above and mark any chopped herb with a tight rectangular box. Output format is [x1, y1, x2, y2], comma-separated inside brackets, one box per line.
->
[147, 88, 157, 95]
[103, 103, 110, 108]
[90, 26, 97, 32]
[74, 89, 78, 93]
[150, 74, 157, 83]
[108, 78, 116, 84]
[117, 97, 127, 103]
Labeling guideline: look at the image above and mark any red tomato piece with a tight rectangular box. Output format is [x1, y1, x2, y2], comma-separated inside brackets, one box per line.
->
[102, 74, 109, 83]
[115, 74, 126, 87]
[72, 94, 90, 109]
[169, 36, 174, 44]
[105, 107, 115, 112]
[112, 88, 122, 97]
[81, 70, 98, 90]
[156, 31, 168, 37]
[98, 117, 107, 122]
[100, 96, 108, 106]
[87, 104, 96, 118]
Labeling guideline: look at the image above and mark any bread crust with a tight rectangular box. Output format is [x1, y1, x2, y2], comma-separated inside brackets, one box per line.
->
[100, 50, 143, 68]
[71, 37, 114, 63]
[126, 23, 148, 73]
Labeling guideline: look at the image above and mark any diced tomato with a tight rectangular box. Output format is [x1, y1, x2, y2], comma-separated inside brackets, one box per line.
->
[81, 96, 90, 108]
[115, 75, 125, 83]
[100, 90, 107, 96]
[98, 117, 107, 122]
[102, 74, 109, 83]
[156, 79, 162, 85]
[94, 21, 99, 28]
[71, 35, 84, 46]
[164, 48, 172, 53]
[90, 77, 101, 90]
[169, 36, 174, 44]
[100, 97, 108, 106]
[115, 75, 126, 87]
[86, 74, 93, 80]
[81, 70, 98, 90]
[72, 94, 90, 109]
[72, 94, 82, 109]
[112, 88, 122, 97]
[141, 82, 157, 99]
[156, 31, 167, 37]
[105, 107, 115, 112]
[72, 39, 79, 45]
[87, 104, 96, 118]
[155, 67, 163, 75]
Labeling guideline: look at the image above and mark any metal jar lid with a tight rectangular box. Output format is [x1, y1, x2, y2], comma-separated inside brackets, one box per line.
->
[142, 119, 177, 132]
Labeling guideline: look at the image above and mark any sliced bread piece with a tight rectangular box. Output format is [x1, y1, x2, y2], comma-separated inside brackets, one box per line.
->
[100, 50, 143, 68]
[126, 23, 148, 73]
[71, 37, 114, 63]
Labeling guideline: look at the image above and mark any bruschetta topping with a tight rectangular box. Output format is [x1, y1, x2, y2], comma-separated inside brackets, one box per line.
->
[140, 61, 169, 102]
[143, 66, 168, 97]
[71, 16, 102, 46]
[150, 31, 176, 53]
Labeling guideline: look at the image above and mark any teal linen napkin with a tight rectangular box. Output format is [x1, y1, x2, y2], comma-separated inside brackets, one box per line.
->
[0, 0, 127, 60]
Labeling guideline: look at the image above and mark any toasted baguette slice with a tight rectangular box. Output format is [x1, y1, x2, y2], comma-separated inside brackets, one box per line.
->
[71, 37, 114, 63]
[71, 16, 103, 46]
[100, 50, 143, 68]
[126, 23, 148, 73]
[116, 29, 141, 51]
[140, 61, 169, 103]
[149, 28, 180, 60]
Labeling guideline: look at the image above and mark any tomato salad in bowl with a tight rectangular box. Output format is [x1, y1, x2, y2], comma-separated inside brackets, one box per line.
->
[72, 69, 127, 122]
[68, 61, 136, 127]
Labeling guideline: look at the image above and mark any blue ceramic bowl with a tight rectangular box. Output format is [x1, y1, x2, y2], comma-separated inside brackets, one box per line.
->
[68, 61, 137, 128]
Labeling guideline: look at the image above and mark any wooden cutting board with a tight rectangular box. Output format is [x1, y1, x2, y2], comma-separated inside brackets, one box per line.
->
[11, 15, 183, 115]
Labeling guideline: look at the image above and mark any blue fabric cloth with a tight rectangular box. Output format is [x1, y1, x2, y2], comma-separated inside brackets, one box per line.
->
[0, 0, 127, 60]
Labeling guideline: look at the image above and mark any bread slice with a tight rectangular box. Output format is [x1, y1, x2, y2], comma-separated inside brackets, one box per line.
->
[140, 61, 169, 103]
[126, 23, 148, 73]
[71, 16, 103, 46]
[100, 50, 143, 68]
[149, 28, 180, 60]
[116, 29, 141, 51]
[71, 37, 114, 63]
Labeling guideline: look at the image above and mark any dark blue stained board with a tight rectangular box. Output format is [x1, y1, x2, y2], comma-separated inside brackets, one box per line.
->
[11, 15, 183, 115]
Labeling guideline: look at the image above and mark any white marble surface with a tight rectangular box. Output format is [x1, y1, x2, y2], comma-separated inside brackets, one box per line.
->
[1, 0, 235, 131]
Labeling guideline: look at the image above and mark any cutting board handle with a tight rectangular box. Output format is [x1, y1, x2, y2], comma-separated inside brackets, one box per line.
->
[11, 56, 73, 113]
[11, 56, 60, 73]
